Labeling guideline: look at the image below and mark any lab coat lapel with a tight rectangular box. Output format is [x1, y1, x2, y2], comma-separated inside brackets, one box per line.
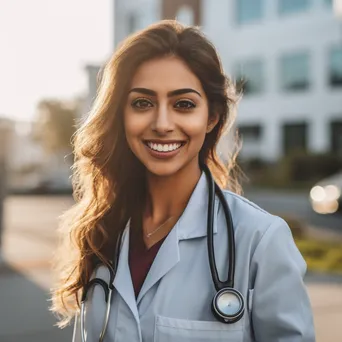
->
[136, 172, 218, 304]
[113, 224, 140, 325]
[177, 172, 218, 240]
[137, 226, 180, 304]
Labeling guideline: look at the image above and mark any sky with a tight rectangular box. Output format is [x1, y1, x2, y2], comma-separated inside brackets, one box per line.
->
[0, 0, 113, 122]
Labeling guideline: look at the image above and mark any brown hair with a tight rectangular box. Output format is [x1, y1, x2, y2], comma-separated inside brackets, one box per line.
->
[50, 20, 241, 327]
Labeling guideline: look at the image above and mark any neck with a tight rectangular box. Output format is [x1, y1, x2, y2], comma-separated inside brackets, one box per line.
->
[144, 159, 202, 223]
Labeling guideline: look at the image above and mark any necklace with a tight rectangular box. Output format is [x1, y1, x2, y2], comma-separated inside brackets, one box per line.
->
[145, 216, 174, 238]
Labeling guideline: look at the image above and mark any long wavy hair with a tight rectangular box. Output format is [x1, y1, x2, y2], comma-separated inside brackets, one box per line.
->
[51, 20, 241, 327]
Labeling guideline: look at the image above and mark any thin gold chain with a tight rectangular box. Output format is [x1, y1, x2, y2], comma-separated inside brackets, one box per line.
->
[145, 216, 175, 238]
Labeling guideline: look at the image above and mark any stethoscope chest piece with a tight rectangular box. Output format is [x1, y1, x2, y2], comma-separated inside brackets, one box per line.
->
[212, 288, 244, 324]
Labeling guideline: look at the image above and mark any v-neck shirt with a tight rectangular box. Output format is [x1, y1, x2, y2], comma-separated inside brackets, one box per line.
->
[128, 225, 166, 299]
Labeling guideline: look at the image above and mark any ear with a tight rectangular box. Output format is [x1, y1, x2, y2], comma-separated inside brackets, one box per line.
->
[206, 113, 219, 134]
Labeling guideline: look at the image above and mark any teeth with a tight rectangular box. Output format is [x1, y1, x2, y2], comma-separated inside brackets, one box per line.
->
[147, 142, 182, 152]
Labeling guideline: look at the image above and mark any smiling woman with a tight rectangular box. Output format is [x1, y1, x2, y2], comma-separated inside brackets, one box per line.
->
[51, 20, 315, 342]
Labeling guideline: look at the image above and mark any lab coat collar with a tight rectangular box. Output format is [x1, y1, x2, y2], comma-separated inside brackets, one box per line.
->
[176, 171, 218, 240]
[137, 226, 180, 304]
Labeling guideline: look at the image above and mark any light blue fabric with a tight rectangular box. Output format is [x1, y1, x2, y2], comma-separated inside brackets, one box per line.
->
[72, 172, 315, 342]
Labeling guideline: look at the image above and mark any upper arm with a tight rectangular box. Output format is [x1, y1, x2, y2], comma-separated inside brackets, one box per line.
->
[250, 217, 315, 342]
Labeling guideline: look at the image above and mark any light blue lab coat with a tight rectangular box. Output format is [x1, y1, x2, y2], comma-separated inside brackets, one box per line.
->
[72, 172, 315, 341]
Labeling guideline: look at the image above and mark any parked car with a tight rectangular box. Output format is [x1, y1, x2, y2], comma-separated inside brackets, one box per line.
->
[309, 171, 342, 214]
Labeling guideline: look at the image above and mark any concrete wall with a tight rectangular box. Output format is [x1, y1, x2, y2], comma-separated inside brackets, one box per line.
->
[202, 0, 342, 160]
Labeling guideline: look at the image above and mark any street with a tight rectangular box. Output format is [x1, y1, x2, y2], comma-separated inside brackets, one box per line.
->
[246, 189, 342, 233]
[0, 194, 341, 341]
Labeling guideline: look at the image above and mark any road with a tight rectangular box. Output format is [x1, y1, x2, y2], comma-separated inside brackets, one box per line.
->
[0, 195, 341, 342]
[245, 189, 342, 234]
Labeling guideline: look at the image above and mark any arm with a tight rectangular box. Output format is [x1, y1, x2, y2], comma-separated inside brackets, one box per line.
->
[250, 217, 315, 342]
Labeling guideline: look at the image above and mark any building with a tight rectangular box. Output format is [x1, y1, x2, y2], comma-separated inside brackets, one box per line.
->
[86, 0, 342, 161]
[0, 119, 72, 193]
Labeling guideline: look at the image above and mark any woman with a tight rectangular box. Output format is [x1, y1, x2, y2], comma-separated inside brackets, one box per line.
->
[51, 20, 315, 341]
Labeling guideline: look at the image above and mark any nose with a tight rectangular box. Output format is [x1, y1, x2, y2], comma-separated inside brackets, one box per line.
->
[151, 104, 174, 134]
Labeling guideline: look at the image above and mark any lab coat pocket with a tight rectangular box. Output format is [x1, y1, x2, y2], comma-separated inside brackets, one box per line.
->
[154, 315, 243, 342]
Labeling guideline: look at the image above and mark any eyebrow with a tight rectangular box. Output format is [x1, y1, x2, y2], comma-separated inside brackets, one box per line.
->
[128, 87, 202, 98]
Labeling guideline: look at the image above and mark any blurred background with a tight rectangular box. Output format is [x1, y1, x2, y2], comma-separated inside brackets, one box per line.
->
[0, 0, 341, 341]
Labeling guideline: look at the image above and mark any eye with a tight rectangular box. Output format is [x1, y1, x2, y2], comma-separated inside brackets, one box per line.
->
[175, 100, 196, 111]
[131, 98, 153, 110]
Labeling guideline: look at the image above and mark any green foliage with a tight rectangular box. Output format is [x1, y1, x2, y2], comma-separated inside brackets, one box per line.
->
[295, 238, 342, 274]
[33, 99, 79, 154]
[278, 214, 342, 274]
[241, 152, 342, 190]
[279, 150, 342, 183]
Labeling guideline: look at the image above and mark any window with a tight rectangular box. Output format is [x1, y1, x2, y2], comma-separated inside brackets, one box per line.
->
[331, 120, 342, 156]
[236, 0, 263, 24]
[238, 125, 262, 141]
[234, 60, 265, 95]
[278, 0, 311, 15]
[280, 52, 310, 91]
[328, 46, 342, 87]
[282, 122, 308, 155]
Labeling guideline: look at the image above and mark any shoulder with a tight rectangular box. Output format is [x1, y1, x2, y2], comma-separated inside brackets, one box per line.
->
[219, 189, 292, 251]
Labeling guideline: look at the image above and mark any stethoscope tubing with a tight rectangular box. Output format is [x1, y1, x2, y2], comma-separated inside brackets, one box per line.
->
[203, 164, 235, 290]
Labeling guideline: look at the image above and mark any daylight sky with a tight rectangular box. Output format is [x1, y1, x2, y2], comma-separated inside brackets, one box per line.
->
[0, 0, 112, 122]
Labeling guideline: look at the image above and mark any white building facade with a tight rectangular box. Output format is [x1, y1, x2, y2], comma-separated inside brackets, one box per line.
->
[86, 0, 342, 161]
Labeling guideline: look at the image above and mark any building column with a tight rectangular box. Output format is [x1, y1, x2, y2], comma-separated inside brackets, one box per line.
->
[309, 116, 330, 153]
[263, 118, 281, 162]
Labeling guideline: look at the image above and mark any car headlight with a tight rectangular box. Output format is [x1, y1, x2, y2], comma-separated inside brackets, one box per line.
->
[310, 185, 341, 202]
[324, 185, 341, 201]
[310, 184, 341, 214]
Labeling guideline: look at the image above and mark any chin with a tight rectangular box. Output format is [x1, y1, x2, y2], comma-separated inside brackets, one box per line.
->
[144, 161, 184, 178]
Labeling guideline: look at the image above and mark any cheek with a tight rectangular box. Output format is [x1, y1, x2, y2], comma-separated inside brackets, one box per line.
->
[181, 113, 209, 142]
[124, 112, 142, 141]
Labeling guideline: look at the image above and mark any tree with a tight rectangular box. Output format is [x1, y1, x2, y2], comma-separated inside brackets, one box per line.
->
[33, 99, 80, 156]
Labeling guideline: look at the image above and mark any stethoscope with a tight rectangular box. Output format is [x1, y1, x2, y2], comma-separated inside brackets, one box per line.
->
[80, 164, 245, 342]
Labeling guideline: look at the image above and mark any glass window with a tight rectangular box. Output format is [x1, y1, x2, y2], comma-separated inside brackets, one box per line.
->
[283, 122, 308, 155]
[236, 0, 263, 24]
[331, 120, 342, 156]
[278, 0, 310, 15]
[238, 125, 262, 141]
[280, 52, 310, 91]
[234, 60, 265, 95]
[329, 46, 342, 87]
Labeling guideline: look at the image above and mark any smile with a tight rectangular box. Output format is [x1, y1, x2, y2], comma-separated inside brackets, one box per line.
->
[145, 141, 184, 152]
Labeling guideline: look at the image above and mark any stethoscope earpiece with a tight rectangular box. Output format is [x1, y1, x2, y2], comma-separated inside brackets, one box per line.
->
[212, 287, 245, 324]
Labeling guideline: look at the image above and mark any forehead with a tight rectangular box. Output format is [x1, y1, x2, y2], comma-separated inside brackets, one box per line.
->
[129, 56, 204, 93]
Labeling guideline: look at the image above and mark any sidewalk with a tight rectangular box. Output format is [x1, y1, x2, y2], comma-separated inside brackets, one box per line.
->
[0, 264, 73, 342]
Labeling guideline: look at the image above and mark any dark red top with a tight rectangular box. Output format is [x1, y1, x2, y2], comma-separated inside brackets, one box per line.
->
[129, 225, 165, 298]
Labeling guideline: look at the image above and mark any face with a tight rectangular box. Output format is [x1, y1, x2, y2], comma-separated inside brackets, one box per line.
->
[124, 56, 217, 177]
